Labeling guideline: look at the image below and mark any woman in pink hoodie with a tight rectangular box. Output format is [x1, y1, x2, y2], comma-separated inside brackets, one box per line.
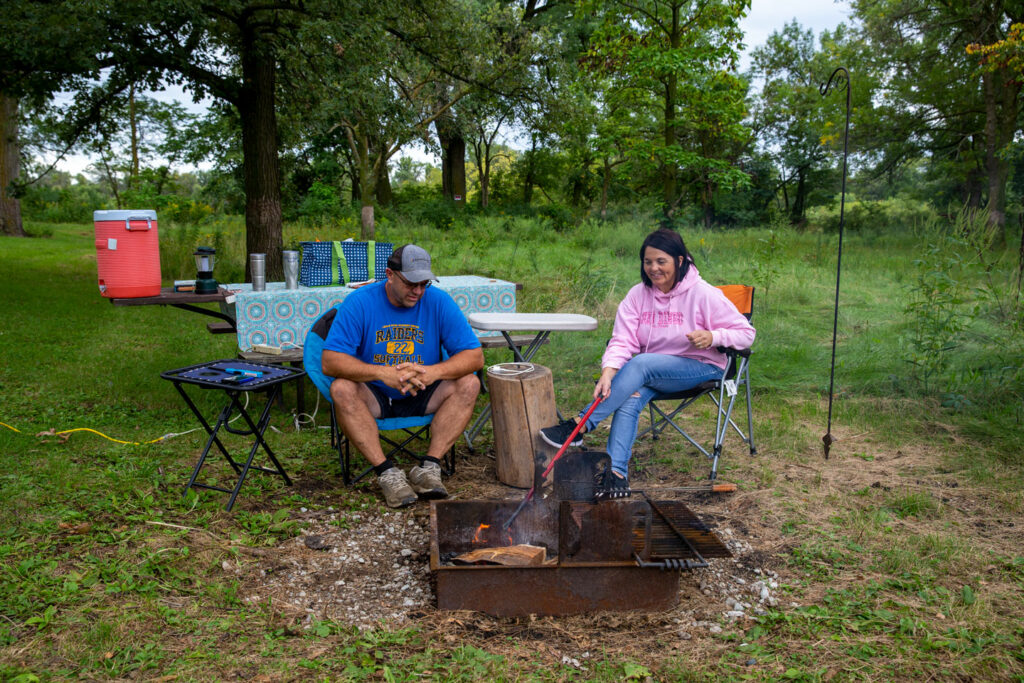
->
[540, 228, 755, 498]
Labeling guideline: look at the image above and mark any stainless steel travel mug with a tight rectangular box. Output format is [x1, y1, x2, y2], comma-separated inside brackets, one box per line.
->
[250, 253, 266, 291]
[283, 250, 299, 289]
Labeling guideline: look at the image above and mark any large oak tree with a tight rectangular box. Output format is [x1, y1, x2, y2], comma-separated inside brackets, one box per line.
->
[854, 0, 1023, 229]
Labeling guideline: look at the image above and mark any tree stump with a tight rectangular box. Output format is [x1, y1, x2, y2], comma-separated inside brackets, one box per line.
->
[488, 363, 558, 488]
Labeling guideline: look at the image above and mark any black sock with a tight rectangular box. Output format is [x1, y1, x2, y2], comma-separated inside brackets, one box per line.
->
[421, 456, 441, 466]
[374, 459, 395, 476]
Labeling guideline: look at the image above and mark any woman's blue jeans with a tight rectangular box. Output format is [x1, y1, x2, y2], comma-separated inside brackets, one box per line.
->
[581, 354, 722, 477]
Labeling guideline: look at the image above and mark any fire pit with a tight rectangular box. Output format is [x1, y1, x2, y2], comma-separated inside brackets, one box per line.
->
[429, 452, 731, 616]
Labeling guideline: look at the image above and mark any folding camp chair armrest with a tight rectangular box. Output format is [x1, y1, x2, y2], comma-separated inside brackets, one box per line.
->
[715, 346, 751, 358]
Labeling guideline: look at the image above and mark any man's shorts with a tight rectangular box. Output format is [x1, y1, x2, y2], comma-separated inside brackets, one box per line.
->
[367, 381, 442, 419]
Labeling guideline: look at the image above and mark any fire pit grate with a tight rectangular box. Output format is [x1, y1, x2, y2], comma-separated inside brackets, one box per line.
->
[430, 496, 730, 616]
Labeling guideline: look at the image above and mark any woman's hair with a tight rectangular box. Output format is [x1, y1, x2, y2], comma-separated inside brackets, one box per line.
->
[639, 228, 693, 288]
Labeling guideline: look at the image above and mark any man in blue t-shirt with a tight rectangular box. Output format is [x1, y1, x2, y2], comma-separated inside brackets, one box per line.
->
[322, 244, 483, 507]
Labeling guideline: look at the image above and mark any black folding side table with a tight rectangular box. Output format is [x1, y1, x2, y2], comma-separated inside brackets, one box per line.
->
[162, 359, 306, 511]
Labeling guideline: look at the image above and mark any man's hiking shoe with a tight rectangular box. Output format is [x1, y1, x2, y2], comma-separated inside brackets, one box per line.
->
[594, 468, 630, 501]
[539, 419, 584, 449]
[378, 468, 417, 508]
[408, 461, 448, 499]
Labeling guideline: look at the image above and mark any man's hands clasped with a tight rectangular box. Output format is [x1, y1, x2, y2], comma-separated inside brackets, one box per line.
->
[381, 362, 435, 396]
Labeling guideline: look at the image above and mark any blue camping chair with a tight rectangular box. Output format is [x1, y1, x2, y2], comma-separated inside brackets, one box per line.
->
[303, 303, 454, 485]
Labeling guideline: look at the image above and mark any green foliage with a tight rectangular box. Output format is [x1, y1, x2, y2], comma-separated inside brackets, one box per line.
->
[904, 235, 969, 392]
[752, 215, 784, 308]
[886, 490, 941, 519]
[806, 195, 939, 235]
[582, 0, 749, 211]
[901, 206, 1024, 403]
[297, 180, 346, 221]
[19, 174, 112, 223]
[538, 202, 576, 233]
[236, 509, 300, 544]
[407, 199, 463, 232]
[159, 218, 247, 284]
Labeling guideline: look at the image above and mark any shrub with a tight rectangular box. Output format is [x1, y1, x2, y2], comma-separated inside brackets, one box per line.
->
[539, 203, 575, 233]
[408, 199, 462, 232]
[20, 181, 112, 223]
[806, 195, 938, 234]
[296, 180, 344, 220]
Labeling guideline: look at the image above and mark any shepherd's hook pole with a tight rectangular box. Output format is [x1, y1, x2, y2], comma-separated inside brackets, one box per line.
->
[820, 66, 851, 460]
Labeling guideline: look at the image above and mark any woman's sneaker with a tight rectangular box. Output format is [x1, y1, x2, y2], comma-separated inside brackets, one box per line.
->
[539, 419, 584, 449]
[594, 468, 630, 501]
[408, 460, 448, 499]
[378, 468, 417, 508]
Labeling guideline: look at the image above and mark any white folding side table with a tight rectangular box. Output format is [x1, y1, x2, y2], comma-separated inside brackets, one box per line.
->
[465, 312, 598, 447]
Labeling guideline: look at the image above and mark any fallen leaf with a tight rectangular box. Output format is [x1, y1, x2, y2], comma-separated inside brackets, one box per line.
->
[36, 428, 56, 437]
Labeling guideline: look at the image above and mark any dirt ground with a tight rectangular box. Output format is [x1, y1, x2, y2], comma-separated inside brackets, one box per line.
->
[215, 424, 1022, 671]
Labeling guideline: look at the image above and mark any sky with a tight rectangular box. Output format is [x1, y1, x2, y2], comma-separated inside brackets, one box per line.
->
[740, 0, 852, 61]
[52, 0, 852, 176]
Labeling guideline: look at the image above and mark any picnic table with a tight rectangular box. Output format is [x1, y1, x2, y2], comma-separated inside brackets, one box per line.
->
[109, 287, 235, 334]
[110, 276, 531, 419]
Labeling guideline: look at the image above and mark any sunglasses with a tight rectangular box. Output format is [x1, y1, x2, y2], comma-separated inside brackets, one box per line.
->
[393, 271, 432, 290]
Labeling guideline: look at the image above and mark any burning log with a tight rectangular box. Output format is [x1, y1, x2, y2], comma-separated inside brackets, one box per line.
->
[452, 544, 547, 566]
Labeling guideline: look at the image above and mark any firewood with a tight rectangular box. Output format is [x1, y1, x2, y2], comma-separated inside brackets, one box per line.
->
[452, 544, 547, 566]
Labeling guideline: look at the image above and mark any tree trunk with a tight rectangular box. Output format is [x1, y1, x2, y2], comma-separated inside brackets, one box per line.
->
[571, 159, 589, 208]
[661, 3, 681, 215]
[472, 136, 492, 209]
[239, 42, 284, 280]
[129, 83, 139, 187]
[964, 157, 984, 210]
[0, 93, 25, 237]
[354, 130, 376, 239]
[442, 137, 466, 205]
[348, 157, 361, 204]
[450, 136, 466, 205]
[479, 158, 490, 209]
[522, 136, 536, 204]
[601, 158, 611, 220]
[375, 159, 393, 207]
[663, 76, 678, 213]
[702, 179, 713, 230]
[436, 115, 466, 206]
[982, 65, 1021, 237]
[790, 167, 807, 225]
[153, 166, 169, 195]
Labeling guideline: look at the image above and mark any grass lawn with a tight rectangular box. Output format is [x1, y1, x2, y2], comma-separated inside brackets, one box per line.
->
[1, 219, 1022, 681]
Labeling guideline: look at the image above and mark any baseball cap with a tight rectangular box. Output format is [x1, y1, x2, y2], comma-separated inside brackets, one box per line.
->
[388, 244, 437, 282]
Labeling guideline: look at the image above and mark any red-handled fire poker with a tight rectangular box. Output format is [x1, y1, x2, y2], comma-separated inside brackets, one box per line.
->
[502, 396, 605, 532]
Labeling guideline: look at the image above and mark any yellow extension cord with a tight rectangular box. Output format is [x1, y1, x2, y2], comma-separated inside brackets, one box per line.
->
[1, 393, 255, 445]
[1, 420, 169, 445]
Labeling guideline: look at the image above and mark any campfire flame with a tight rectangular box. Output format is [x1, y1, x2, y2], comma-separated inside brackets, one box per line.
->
[471, 522, 514, 547]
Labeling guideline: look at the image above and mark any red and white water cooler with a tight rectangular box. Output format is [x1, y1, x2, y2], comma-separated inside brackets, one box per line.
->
[93, 209, 162, 298]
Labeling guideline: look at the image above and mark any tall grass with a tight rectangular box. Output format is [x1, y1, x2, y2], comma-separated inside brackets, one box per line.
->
[148, 212, 1024, 464]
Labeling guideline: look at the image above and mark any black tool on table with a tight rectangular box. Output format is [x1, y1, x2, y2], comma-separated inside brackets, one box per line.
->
[161, 359, 305, 510]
